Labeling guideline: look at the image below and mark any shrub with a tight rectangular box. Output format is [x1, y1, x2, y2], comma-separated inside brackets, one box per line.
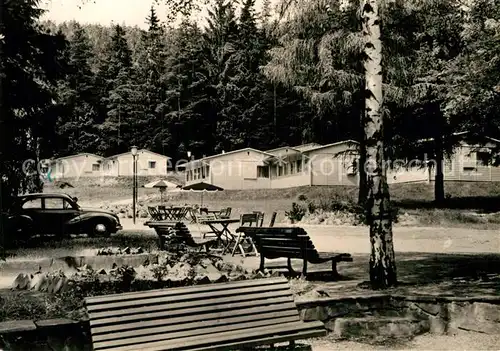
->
[304, 198, 399, 225]
[297, 194, 308, 202]
[285, 202, 306, 223]
[307, 201, 317, 214]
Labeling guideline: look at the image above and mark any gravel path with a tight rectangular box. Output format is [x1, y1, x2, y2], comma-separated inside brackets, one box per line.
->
[123, 219, 500, 254]
[309, 331, 500, 350]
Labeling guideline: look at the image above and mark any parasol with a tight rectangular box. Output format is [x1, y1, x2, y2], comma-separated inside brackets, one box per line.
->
[143, 179, 179, 204]
[181, 182, 224, 207]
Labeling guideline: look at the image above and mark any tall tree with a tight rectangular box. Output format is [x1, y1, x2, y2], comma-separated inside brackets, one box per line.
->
[1, 0, 67, 206]
[98, 24, 136, 155]
[56, 23, 101, 155]
[362, 0, 396, 288]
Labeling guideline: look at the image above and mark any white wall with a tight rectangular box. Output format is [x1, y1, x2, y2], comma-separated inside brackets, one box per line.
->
[115, 151, 168, 176]
[387, 167, 429, 184]
[308, 145, 358, 186]
[186, 149, 271, 190]
[52, 154, 103, 179]
[270, 172, 310, 188]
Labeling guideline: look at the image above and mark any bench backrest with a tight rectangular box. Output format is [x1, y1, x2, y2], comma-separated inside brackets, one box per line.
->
[236, 226, 320, 260]
[240, 213, 260, 227]
[85, 277, 299, 351]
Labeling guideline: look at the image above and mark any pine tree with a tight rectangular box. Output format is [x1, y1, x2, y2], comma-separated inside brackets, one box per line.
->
[55, 23, 101, 155]
[99, 24, 139, 155]
[131, 5, 169, 153]
[1, 0, 67, 209]
[162, 20, 218, 159]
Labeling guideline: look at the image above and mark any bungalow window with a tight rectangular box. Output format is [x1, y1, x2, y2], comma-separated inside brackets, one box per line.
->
[257, 166, 269, 178]
[476, 152, 490, 166]
[92, 164, 100, 171]
[290, 162, 295, 174]
[148, 161, 156, 169]
[278, 166, 282, 177]
[201, 167, 205, 178]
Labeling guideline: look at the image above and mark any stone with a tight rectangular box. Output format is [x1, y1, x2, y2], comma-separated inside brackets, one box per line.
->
[0, 320, 36, 333]
[12, 273, 31, 290]
[215, 274, 228, 283]
[47, 276, 69, 294]
[202, 258, 216, 269]
[34, 319, 78, 329]
[448, 301, 500, 334]
[474, 302, 500, 322]
[207, 272, 223, 283]
[205, 264, 220, 274]
[414, 302, 446, 317]
[228, 274, 247, 282]
[299, 307, 329, 322]
[427, 315, 447, 334]
[194, 275, 211, 285]
[31, 273, 50, 292]
[331, 317, 430, 340]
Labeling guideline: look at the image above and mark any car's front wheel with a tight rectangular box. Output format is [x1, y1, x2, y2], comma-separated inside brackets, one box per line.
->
[88, 221, 110, 237]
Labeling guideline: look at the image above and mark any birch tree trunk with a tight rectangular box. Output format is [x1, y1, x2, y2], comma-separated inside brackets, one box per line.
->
[362, 0, 397, 289]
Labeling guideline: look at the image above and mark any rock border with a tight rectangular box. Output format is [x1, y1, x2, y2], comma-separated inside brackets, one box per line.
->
[296, 294, 500, 337]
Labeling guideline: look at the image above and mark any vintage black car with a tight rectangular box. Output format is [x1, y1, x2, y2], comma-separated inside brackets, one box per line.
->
[7, 193, 122, 239]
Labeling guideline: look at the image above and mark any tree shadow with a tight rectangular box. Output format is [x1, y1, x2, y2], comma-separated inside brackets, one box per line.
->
[304, 253, 500, 296]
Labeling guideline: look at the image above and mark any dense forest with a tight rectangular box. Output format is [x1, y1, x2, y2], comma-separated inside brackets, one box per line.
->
[1, 0, 499, 201]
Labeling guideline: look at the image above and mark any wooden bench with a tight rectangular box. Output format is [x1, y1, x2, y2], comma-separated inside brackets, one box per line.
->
[144, 221, 216, 252]
[236, 226, 353, 277]
[85, 277, 326, 351]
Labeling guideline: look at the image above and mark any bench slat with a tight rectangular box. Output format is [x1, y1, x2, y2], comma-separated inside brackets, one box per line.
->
[188, 329, 327, 351]
[92, 310, 299, 343]
[260, 245, 317, 253]
[89, 289, 292, 320]
[237, 227, 306, 234]
[102, 320, 325, 351]
[86, 277, 288, 306]
[91, 301, 298, 335]
[93, 313, 300, 349]
[260, 240, 315, 248]
[88, 282, 290, 314]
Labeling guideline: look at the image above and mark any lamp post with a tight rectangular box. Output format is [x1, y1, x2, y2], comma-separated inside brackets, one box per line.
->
[131, 146, 138, 224]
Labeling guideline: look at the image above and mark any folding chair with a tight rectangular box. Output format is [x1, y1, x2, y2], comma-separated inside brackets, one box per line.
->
[252, 211, 265, 226]
[231, 213, 259, 257]
[218, 207, 232, 219]
[147, 206, 162, 220]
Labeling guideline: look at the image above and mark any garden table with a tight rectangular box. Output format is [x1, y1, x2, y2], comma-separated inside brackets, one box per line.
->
[199, 218, 240, 253]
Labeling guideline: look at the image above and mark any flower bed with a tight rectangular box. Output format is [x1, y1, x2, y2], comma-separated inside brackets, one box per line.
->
[5, 250, 280, 323]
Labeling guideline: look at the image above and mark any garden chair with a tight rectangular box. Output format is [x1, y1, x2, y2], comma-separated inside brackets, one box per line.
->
[147, 206, 163, 220]
[231, 213, 260, 257]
